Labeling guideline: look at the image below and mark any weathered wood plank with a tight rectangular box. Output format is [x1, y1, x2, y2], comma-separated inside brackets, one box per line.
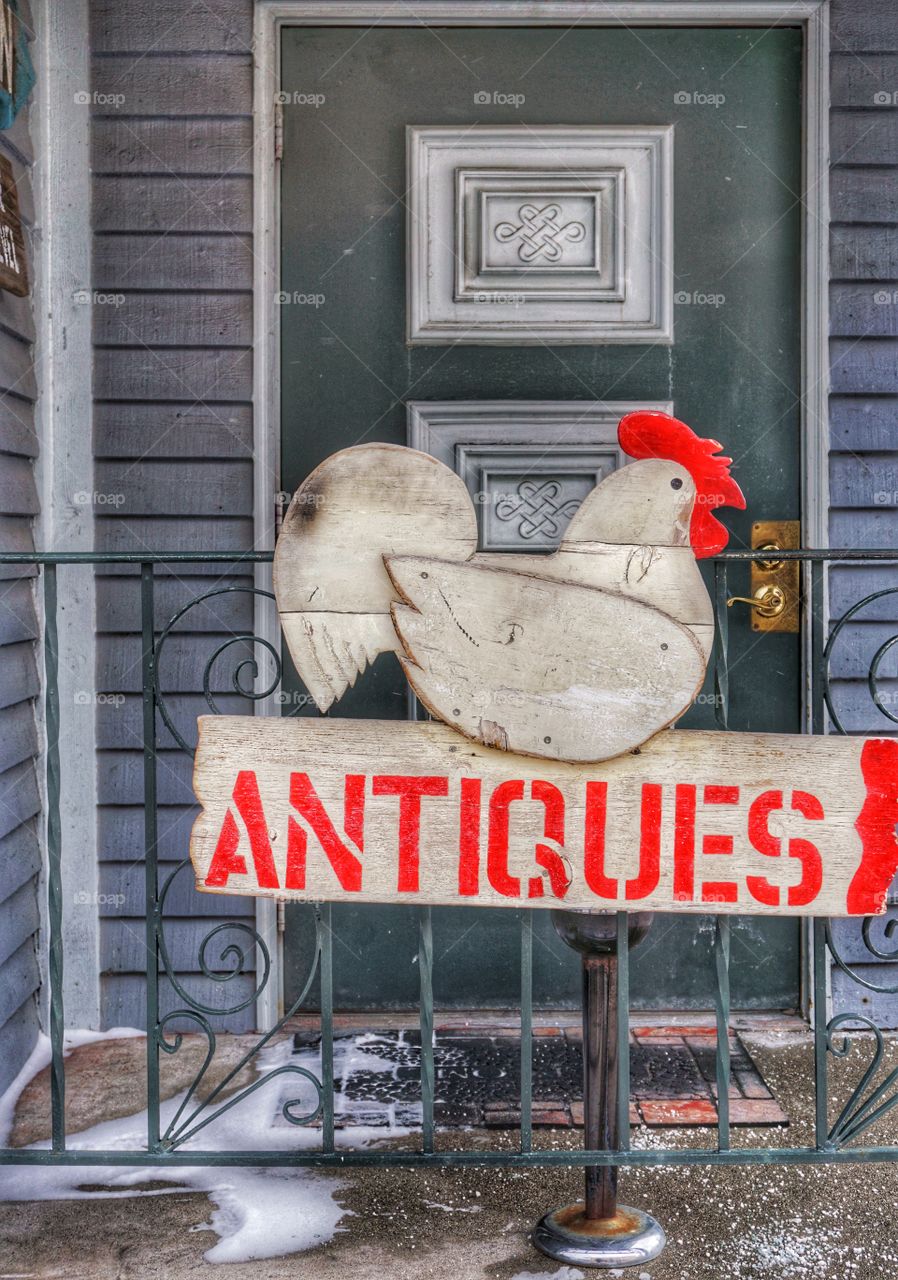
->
[92, 119, 254, 176]
[0, 700, 38, 776]
[831, 111, 898, 166]
[93, 293, 253, 348]
[99, 975, 255, 1034]
[831, 284, 898, 337]
[0, 820, 39, 905]
[0, 939, 40, 1028]
[830, 339, 898, 393]
[98, 804, 199, 862]
[0, 642, 38, 711]
[0, 453, 38, 516]
[190, 717, 898, 917]
[98, 749, 196, 807]
[831, 508, 898, 548]
[832, 1, 898, 53]
[92, 54, 252, 117]
[830, 396, 898, 453]
[93, 234, 253, 291]
[93, 516, 254, 556]
[100, 860, 253, 917]
[0, 880, 39, 969]
[831, 168, 898, 224]
[832, 53, 898, 107]
[94, 403, 253, 460]
[98, 633, 256, 694]
[95, 574, 253, 633]
[831, 227, 898, 281]
[830, 453, 898, 508]
[91, 0, 254, 55]
[93, 176, 253, 235]
[93, 457, 253, 515]
[0, 997, 39, 1097]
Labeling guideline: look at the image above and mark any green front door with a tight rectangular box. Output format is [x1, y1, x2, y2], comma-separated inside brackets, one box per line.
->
[279, 24, 804, 1011]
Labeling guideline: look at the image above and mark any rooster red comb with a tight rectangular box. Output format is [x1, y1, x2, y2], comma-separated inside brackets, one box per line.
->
[617, 411, 746, 559]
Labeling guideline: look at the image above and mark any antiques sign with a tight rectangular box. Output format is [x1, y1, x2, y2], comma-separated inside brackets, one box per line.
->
[190, 718, 898, 918]
[188, 412, 898, 920]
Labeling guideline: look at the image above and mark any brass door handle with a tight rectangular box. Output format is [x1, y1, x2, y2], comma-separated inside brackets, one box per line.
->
[726, 585, 786, 618]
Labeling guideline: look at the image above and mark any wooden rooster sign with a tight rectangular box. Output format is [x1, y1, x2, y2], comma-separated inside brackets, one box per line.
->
[190, 413, 898, 919]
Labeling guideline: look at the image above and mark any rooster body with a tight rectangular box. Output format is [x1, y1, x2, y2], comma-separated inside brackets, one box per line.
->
[274, 414, 744, 764]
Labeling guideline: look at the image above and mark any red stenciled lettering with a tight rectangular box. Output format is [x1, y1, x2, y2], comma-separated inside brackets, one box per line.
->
[372, 775, 449, 893]
[672, 784, 696, 902]
[584, 781, 616, 899]
[626, 783, 662, 900]
[487, 780, 524, 897]
[701, 783, 739, 904]
[530, 780, 569, 900]
[205, 770, 279, 889]
[286, 772, 365, 892]
[746, 789, 824, 908]
[458, 777, 481, 897]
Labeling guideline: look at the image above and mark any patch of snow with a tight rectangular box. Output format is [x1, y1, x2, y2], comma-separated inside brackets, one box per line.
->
[0, 1032, 419, 1264]
[422, 1199, 481, 1214]
[509, 1268, 585, 1280]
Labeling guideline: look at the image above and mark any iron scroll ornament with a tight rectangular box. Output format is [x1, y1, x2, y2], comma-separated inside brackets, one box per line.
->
[150, 583, 325, 1148]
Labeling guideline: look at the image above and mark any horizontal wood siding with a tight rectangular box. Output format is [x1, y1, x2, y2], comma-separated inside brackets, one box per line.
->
[829, 2, 898, 1020]
[0, 3, 40, 1090]
[90, 0, 257, 1032]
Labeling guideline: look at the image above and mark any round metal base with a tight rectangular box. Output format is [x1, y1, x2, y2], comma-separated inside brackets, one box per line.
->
[532, 1203, 666, 1269]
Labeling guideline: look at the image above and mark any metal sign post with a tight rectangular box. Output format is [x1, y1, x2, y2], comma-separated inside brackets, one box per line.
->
[533, 910, 666, 1269]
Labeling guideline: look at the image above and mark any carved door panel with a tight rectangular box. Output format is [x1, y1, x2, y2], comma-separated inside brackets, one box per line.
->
[280, 24, 803, 1011]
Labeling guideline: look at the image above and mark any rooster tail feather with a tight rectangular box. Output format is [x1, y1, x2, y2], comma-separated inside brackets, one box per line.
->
[279, 611, 399, 712]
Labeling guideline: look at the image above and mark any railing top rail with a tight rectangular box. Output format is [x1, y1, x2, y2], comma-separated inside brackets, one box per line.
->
[3, 548, 898, 565]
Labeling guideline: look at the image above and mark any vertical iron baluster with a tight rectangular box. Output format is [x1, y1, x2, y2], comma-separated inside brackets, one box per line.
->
[140, 563, 161, 1152]
[713, 916, 731, 1151]
[419, 906, 434, 1153]
[616, 911, 630, 1150]
[813, 917, 829, 1147]
[713, 561, 730, 730]
[520, 909, 533, 1153]
[43, 564, 65, 1152]
[810, 558, 826, 736]
[319, 903, 334, 1152]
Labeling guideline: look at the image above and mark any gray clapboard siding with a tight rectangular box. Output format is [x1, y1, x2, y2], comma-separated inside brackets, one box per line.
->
[101, 975, 257, 1034]
[91, 0, 257, 1032]
[94, 404, 253, 460]
[101, 861, 253, 918]
[91, 0, 253, 55]
[828, 2, 898, 1016]
[92, 55, 252, 117]
[93, 176, 254, 235]
[93, 294, 254, 348]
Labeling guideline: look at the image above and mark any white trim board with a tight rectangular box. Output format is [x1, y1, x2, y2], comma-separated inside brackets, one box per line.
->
[253, 0, 831, 1022]
[31, 0, 100, 1030]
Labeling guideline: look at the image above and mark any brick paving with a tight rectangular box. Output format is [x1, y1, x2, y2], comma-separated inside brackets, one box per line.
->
[291, 1023, 788, 1129]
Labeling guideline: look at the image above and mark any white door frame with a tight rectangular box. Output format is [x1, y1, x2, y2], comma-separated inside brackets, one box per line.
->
[251, 0, 831, 1029]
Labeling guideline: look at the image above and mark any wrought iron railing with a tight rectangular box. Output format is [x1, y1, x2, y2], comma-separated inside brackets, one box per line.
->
[2, 548, 898, 1169]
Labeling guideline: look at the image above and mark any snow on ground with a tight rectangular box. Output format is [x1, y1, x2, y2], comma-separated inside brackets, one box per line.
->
[0, 1031, 413, 1264]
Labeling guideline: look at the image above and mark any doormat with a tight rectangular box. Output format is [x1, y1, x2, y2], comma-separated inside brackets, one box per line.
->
[290, 1025, 787, 1129]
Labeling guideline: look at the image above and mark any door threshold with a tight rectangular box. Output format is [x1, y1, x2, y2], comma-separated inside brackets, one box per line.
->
[283, 1009, 808, 1035]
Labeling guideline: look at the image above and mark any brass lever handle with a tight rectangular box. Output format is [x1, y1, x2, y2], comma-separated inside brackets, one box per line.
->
[726, 585, 786, 618]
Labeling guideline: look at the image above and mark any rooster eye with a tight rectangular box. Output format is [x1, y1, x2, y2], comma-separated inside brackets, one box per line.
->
[670, 477, 683, 490]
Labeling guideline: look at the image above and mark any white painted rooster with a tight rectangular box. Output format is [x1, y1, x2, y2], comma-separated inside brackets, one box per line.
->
[273, 412, 745, 763]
